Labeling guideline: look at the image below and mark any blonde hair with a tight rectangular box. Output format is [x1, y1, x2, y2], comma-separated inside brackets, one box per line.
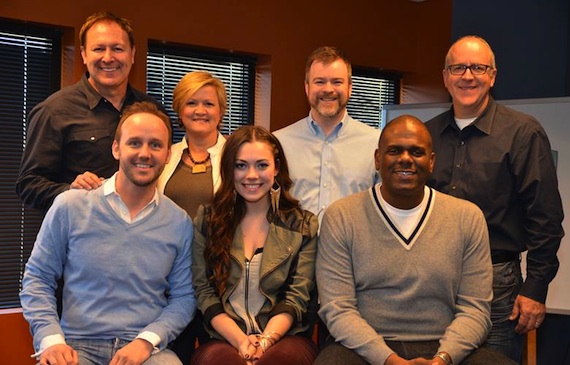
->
[172, 71, 227, 129]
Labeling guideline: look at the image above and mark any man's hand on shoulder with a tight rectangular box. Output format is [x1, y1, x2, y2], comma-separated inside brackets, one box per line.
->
[38, 343, 78, 365]
[70, 172, 104, 190]
[109, 338, 153, 365]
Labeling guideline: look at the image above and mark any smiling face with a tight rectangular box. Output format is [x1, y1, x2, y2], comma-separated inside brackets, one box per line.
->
[112, 112, 171, 190]
[233, 140, 278, 210]
[443, 37, 497, 118]
[81, 20, 135, 96]
[305, 59, 352, 125]
[375, 116, 435, 209]
[179, 85, 222, 139]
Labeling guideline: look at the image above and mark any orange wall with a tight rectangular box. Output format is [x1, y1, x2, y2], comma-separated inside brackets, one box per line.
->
[0, 311, 35, 365]
[0, 0, 451, 131]
[0, 1, 452, 362]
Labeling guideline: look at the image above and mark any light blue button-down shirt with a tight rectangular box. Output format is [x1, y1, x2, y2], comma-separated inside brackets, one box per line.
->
[274, 112, 380, 221]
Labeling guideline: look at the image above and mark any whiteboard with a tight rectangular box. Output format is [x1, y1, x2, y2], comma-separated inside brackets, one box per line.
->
[384, 97, 570, 315]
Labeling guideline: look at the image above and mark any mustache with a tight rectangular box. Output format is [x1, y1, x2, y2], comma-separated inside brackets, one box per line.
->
[318, 91, 337, 98]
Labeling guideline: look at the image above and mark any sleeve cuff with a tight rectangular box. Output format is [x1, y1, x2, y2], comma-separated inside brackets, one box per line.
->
[32, 334, 66, 358]
[519, 276, 548, 303]
[136, 331, 161, 354]
[203, 303, 225, 325]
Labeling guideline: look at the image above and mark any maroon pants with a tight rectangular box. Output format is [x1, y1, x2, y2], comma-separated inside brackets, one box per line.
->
[190, 336, 318, 365]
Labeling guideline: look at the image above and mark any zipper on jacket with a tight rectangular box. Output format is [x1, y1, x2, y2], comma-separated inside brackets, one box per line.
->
[244, 259, 256, 333]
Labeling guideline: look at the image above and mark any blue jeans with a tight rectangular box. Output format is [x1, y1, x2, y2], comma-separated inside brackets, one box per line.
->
[66, 338, 182, 365]
[484, 260, 524, 363]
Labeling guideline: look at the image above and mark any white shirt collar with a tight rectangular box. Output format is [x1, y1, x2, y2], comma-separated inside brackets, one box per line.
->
[103, 173, 159, 223]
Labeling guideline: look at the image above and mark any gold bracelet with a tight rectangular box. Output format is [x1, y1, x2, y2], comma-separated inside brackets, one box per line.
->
[259, 331, 280, 344]
[257, 331, 281, 352]
[259, 338, 270, 353]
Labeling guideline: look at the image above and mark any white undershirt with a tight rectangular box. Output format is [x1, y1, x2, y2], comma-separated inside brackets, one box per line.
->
[376, 185, 430, 238]
[455, 116, 477, 130]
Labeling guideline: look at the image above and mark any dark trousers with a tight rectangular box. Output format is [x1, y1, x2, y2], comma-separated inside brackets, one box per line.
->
[190, 336, 317, 365]
[170, 311, 209, 365]
[314, 338, 518, 365]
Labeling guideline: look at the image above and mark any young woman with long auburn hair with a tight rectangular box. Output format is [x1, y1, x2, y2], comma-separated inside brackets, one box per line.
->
[190, 125, 318, 365]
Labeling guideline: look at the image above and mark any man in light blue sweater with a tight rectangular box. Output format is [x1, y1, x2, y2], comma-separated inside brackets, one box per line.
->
[20, 101, 196, 365]
[315, 115, 516, 365]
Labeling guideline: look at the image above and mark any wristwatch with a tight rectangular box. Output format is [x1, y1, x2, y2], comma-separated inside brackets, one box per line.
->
[434, 352, 453, 365]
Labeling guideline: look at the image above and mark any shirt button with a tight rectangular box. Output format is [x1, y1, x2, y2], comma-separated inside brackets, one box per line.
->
[460, 141, 465, 145]
[323, 183, 328, 188]
[90, 136, 96, 141]
[455, 163, 461, 168]
[451, 186, 457, 190]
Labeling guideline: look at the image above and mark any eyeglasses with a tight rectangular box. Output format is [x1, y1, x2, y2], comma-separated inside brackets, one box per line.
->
[446, 64, 493, 76]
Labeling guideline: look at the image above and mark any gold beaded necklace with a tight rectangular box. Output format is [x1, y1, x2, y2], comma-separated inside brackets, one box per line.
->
[187, 149, 210, 174]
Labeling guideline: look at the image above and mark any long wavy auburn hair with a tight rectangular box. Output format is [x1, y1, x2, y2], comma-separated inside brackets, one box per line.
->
[204, 125, 299, 295]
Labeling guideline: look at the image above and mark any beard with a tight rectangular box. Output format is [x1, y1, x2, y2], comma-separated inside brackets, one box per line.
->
[120, 160, 164, 188]
[311, 92, 347, 119]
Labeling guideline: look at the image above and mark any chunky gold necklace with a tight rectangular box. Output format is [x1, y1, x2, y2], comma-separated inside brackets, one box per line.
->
[187, 149, 210, 174]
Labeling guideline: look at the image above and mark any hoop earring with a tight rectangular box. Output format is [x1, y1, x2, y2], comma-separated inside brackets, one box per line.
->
[270, 181, 281, 213]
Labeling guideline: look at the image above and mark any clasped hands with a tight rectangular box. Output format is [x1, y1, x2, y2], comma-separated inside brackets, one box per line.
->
[385, 353, 448, 365]
[238, 332, 280, 364]
[237, 334, 263, 364]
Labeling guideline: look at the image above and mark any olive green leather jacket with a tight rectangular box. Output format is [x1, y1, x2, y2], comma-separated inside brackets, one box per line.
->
[191, 204, 318, 339]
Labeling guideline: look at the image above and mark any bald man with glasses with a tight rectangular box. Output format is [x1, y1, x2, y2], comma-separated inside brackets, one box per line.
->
[425, 35, 564, 362]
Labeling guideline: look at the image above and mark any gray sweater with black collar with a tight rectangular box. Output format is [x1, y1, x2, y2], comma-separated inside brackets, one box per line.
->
[317, 186, 492, 365]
